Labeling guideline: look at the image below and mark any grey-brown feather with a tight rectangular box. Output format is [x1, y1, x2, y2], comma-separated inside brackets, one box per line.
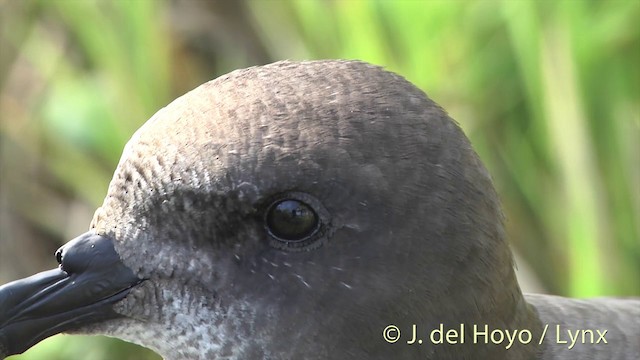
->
[526, 294, 640, 359]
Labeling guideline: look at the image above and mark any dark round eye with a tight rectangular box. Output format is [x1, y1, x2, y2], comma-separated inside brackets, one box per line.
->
[266, 199, 319, 241]
[263, 192, 331, 251]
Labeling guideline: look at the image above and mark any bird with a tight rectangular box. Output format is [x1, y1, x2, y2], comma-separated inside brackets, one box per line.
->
[0, 60, 638, 360]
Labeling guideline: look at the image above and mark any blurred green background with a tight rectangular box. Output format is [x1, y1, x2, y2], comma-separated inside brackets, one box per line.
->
[0, 0, 638, 359]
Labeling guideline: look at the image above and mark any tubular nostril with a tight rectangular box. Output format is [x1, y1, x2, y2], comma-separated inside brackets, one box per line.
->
[55, 248, 63, 265]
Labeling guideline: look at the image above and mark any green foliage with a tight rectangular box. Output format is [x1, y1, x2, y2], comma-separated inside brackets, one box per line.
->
[1, 0, 637, 358]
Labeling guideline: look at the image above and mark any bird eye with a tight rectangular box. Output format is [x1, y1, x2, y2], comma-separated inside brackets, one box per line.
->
[267, 200, 318, 240]
[263, 192, 330, 251]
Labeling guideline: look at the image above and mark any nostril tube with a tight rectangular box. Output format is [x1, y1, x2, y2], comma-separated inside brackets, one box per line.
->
[55, 248, 63, 265]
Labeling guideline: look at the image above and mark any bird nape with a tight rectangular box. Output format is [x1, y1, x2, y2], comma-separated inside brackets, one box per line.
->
[0, 60, 638, 360]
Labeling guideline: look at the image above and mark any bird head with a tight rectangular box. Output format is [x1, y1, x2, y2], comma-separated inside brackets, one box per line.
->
[0, 60, 536, 359]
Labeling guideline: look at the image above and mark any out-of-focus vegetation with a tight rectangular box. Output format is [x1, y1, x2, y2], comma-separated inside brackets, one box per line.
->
[0, 0, 637, 359]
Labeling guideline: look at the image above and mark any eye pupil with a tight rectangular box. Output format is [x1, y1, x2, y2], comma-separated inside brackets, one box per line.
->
[266, 199, 319, 241]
